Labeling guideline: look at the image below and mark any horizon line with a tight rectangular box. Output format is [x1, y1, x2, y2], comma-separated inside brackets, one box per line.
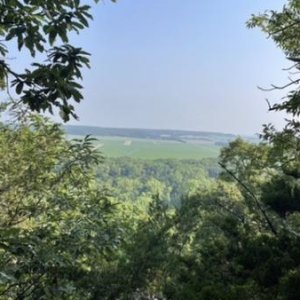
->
[63, 123, 259, 137]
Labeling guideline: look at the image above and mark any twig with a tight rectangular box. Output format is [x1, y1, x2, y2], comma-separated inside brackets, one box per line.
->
[265, 98, 272, 110]
[258, 79, 300, 91]
[219, 162, 277, 236]
[282, 63, 298, 71]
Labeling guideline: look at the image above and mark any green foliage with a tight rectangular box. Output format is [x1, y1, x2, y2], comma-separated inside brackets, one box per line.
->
[1, 1, 300, 299]
[95, 157, 219, 206]
[279, 268, 300, 300]
[104, 3, 300, 298]
[0, 0, 115, 121]
[0, 112, 121, 299]
[247, 1, 300, 121]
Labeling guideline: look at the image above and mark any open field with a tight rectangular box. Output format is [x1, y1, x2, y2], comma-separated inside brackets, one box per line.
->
[68, 135, 221, 160]
[65, 125, 257, 160]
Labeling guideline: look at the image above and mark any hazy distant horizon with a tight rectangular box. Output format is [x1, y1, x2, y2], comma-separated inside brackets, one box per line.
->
[47, 0, 288, 135]
[64, 123, 256, 137]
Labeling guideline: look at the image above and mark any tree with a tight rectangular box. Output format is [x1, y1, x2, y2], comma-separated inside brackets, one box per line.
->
[0, 0, 115, 121]
[0, 110, 123, 299]
[147, 3, 300, 299]
[247, 0, 300, 117]
[245, 1, 300, 218]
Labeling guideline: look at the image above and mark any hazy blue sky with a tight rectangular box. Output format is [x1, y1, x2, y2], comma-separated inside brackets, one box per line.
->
[65, 0, 288, 134]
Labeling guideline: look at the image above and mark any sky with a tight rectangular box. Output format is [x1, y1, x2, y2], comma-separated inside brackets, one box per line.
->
[13, 0, 292, 134]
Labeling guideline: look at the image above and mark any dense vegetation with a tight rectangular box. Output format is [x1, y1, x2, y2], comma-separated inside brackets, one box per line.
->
[0, 0, 300, 299]
[95, 157, 219, 206]
[0, 113, 122, 298]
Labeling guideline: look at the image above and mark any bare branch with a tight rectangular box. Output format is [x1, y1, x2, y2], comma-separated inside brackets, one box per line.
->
[288, 70, 300, 75]
[258, 78, 300, 91]
[283, 63, 298, 71]
[265, 98, 272, 110]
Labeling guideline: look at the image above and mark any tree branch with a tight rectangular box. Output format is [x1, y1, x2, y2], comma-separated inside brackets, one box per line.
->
[219, 162, 278, 236]
[269, 19, 300, 36]
[258, 78, 300, 91]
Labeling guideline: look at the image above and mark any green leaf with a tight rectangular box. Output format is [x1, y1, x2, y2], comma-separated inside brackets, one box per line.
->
[16, 81, 23, 95]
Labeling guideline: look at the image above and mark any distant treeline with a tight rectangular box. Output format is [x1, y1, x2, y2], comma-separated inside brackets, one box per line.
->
[64, 125, 238, 144]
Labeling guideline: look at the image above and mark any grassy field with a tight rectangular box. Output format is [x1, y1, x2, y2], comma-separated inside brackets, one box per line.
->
[64, 125, 242, 160]
[69, 135, 221, 160]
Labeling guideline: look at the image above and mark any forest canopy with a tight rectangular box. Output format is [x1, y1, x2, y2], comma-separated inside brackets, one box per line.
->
[0, 0, 300, 299]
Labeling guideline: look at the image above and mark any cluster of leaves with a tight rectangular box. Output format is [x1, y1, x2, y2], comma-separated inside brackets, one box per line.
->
[0, 0, 115, 121]
[247, 0, 300, 121]
[95, 157, 219, 207]
[0, 111, 123, 299]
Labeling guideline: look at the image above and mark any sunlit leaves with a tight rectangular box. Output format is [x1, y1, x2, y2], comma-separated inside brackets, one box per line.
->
[0, 112, 119, 299]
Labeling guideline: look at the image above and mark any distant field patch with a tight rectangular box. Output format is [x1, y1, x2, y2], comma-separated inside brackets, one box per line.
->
[87, 136, 220, 160]
[65, 125, 258, 160]
[123, 140, 132, 146]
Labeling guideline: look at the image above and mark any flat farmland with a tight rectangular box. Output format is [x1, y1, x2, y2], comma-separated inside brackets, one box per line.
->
[69, 135, 221, 160]
[64, 126, 250, 160]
